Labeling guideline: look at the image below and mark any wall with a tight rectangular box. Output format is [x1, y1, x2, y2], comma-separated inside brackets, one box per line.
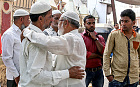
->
[87, 0, 107, 23]
[0, 1, 12, 35]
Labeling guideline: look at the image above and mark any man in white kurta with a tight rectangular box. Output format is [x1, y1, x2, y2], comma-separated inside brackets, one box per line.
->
[19, 2, 85, 87]
[23, 11, 86, 87]
[2, 9, 29, 87]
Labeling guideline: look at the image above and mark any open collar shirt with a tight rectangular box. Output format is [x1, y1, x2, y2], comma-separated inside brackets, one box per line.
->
[23, 27, 87, 87]
[81, 30, 105, 68]
[19, 24, 69, 87]
[43, 27, 58, 36]
[2, 23, 21, 80]
[103, 29, 140, 84]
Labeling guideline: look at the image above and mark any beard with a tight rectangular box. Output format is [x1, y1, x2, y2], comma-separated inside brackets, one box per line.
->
[58, 23, 64, 35]
[21, 24, 26, 30]
[86, 27, 95, 32]
[43, 18, 52, 29]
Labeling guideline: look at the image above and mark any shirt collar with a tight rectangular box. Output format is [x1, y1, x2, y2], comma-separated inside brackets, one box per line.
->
[121, 28, 136, 38]
[50, 26, 55, 31]
[29, 23, 43, 33]
[12, 23, 21, 32]
[82, 29, 98, 36]
[69, 29, 79, 34]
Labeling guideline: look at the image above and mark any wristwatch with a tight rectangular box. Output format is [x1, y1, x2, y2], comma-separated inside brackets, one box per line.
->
[94, 38, 98, 41]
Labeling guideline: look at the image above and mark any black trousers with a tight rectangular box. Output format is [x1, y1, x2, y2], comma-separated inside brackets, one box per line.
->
[7, 80, 17, 87]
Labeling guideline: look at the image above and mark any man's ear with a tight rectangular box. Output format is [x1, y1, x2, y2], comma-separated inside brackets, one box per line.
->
[64, 20, 69, 28]
[133, 20, 136, 25]
[20, 17, 23, 22]
[38, 16, 43, 23]
[64, 20, 68, 25]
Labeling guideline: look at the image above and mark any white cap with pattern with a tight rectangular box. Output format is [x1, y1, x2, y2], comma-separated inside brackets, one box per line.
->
[61, 11, 79, 22]
[30, 1, 51, 14]
[13, 9, 29, 17]
[52, 10, 62, 15]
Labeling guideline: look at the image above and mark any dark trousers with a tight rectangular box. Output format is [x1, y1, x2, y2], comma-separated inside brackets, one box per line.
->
[7, 80, 17, 87]
[109, 76, 138, 87]
[85, 69, 104, 87]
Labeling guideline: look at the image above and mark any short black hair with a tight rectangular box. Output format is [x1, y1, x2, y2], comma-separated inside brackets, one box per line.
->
[120, 9, 136, 21]
[83, 15, 95, 23]
[114, 23, 118, 26]
[30, 9, 51, 22]
[13, 16, 23, 21]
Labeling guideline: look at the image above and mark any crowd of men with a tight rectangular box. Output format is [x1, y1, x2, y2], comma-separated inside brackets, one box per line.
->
[1, 1, 140, 87]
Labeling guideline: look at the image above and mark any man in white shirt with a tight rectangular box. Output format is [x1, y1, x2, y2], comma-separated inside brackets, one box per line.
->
[43, 10, 62, 67]
[23, 10, 86, 87]
[20, 2, 85, 87]
[2, 9, 29, 87]
[44, 10, 62, 36]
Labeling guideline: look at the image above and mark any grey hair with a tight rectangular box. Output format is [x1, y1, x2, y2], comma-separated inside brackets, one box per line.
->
[62, 16, 80, 29]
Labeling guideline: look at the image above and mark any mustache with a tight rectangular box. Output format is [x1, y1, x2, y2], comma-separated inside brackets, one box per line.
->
[89, 27, 95, 29]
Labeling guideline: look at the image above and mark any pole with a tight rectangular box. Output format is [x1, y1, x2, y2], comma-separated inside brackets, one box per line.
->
[111, 0, 117, 24]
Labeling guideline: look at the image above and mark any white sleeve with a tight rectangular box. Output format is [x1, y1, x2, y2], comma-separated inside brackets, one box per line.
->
[30, 69, 69, 85]
[2, 33, 19, 78]
[25, 42, 69, 85]
[23, 29, 74, 55]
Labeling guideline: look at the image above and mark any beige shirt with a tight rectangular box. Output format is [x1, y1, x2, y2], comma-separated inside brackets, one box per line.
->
[103, 29, 140, 84]
[23, 28, 86, 87]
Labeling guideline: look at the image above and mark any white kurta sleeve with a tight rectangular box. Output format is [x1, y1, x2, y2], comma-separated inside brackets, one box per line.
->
[23, 28, 74, 55]
[30, 69, 69, 85]
[22, 38, 69, 85]
[2, 33, 19, 78]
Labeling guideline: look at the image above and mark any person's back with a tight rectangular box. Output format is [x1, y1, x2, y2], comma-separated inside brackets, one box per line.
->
[54, 30, 86, 87]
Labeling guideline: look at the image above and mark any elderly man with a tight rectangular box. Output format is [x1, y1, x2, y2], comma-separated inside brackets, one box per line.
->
[43, 10, 62, 67]
[20, 1, 85, 87]
[2, 9, 29, 87]
[44, 10, 61, 36]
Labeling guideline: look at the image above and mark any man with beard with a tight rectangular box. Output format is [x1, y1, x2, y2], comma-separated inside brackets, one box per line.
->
[43, 10, 62, 67]
[20, 2, 85, 87]
[104, 9, 140, 87]
[44, 10, 61, 36]
[81, 15, 105, 87]
[2, 9, 29, 87]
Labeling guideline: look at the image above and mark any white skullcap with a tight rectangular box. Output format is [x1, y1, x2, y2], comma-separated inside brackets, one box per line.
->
[61, 11, 79, 22]
[30, 1, 51, 14]
[52, 10, 62, 15]
[13, 9, 29, 17]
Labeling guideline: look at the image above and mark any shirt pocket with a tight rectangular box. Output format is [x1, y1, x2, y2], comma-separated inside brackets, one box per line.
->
[14, 39, 21, 50]
[133, 41, 139, 50]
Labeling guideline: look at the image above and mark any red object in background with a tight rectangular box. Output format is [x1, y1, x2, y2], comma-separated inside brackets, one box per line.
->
[0, 34, 2, 54]
[4, 2, 9, 10]
[1, 2, 11, 36]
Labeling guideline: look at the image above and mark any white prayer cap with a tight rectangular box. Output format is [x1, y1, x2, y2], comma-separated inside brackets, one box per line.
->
[30, 1, 51, 14]
[61, 11, 79, 22]
[13, 9, 29, 17]
[52, 10, 62, 15]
